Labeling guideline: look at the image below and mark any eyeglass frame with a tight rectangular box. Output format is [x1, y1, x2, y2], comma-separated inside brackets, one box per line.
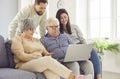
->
[47, 25, 60, 29]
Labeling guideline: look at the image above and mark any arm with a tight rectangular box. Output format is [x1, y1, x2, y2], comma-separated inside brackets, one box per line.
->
[11, 36, 40, 62]
[40, 35, 65, 59]
[8, 6, 30, 39]
[39, 11, 47, 37]
[39, 41, 50, 56]
[73, 25, 86, 44]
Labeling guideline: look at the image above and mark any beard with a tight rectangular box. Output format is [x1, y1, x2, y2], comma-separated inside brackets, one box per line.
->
[36, 11, 44, 16]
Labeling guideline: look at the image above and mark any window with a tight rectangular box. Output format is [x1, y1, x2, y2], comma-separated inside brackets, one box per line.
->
[117, 0, 120, 38]
[88, 0, 111, 39]
[88, 0, 120, 39]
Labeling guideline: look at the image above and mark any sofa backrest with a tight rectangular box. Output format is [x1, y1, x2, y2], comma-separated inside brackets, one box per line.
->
[0, 35, 9, 68]
[5, 40, 15, 68]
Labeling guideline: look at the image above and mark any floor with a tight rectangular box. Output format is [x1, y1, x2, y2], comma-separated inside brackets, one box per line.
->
[102, 71, 120, 79]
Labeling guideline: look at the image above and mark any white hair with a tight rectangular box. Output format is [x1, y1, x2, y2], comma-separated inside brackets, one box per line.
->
[19, 18, 37, 33]
[46, 17, 59, 28]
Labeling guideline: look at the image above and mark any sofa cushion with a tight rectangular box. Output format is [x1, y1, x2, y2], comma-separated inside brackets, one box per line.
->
[36, 72, 46, 79]
[5, 40, 15, 68]
[0, 68, 36, 79]
[0, 35, 8, 67]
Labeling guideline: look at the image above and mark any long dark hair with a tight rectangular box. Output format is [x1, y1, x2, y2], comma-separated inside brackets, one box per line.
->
[56, 9, 72, 34]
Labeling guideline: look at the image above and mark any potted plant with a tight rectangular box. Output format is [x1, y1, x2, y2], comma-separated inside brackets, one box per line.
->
[93, 38, 120, 56]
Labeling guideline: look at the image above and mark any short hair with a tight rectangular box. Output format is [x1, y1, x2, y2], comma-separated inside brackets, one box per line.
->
[46, 17, 59, 28]
[19, 18, 37, 33]
[35, 0, 48, 4]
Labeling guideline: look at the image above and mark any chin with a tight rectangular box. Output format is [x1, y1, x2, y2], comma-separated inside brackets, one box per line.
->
[37, 12, 43, 16]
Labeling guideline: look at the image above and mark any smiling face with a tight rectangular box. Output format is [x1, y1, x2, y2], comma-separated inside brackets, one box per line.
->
[60, 13, 69, 26]
[34, 3, 47, 16]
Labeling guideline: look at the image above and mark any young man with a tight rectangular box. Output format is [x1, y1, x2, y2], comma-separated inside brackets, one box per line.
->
[40, 17, 94, 79]
[8, 0, 48, 39]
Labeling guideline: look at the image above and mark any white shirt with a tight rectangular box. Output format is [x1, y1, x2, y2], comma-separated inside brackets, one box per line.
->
[8, 4, 47, 39]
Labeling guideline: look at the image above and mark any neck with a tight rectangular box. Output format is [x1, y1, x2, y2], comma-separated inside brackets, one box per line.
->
[21, 34, 33, 40]
[63, 24, 66, 27]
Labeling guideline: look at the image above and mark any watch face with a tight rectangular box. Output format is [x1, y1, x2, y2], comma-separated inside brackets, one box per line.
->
[57, 0, 64, 9]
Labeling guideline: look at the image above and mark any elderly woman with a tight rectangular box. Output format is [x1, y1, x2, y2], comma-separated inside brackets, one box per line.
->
[11, 18, 75, 79]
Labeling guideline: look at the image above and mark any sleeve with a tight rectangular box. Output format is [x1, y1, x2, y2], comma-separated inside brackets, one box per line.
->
[39, 11, 47, 37]
[11, 36, 36, 62]
[39, 41, 49, 56]
[74, 25, 86, 44]
[40, 36, 47, 48]
[8, 6, 30, 39]
[67, 35, 74, 44]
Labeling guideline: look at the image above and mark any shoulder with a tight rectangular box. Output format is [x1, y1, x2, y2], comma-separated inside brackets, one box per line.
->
[41, 35, 47, 40]
[40, 35, 48, 42]
[71, 24, 81, 32]
[20, 4, 33, 13]
[33, 38, 39, 42]
[60, 33, 68, 37]
[23, 4, 33, 10]
[60, 34, 71, 39]
[11, 36, 22, 43]
[71, 24, 79, 29]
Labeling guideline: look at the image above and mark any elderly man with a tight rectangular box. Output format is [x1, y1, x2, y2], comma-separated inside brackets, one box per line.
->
[40, 17, 94, 79]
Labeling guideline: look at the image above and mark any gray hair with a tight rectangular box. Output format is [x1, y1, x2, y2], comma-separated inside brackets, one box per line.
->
[46, 17, 59, 28]
[19, 18, 37, 33]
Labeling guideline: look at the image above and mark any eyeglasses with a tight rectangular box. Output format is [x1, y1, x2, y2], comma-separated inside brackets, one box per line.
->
[48, 25, 59, 29]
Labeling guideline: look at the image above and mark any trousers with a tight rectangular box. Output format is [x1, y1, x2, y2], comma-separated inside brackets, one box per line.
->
[89, 49, 102, 79]
[20, 56, 72, 79]
[63, 62, 80, 76]
[78, 60, 94, 79]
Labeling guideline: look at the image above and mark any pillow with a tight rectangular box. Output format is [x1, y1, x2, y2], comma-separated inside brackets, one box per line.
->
[0, 35, 9, 67]
[5, 40, 15, 68]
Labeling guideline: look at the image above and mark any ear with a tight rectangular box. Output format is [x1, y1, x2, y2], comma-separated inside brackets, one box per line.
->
[46, 27, 48, 30]
[33, 3, 36, 8]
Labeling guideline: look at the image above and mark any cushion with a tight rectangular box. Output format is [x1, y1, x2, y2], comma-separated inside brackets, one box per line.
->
[5, 40, 15, 68]
[0, 35, 8, 67]
[0, 68, 36, 79]
[36, 72, 46, 79]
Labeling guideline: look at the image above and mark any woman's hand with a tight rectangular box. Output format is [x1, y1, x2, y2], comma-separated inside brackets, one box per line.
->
[45, 53, 53, 56]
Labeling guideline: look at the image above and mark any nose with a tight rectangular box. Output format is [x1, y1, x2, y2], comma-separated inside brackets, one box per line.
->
[41, 8, 45, 12]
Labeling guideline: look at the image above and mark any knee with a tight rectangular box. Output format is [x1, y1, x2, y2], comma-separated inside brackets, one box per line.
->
[72, 62, 80, 68]
[41, 56, 54, 62]
[83, 60, 94, 72]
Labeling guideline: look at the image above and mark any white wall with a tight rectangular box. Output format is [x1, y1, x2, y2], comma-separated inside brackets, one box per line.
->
[0, 0, 18, 39]
[102, 49, 120, 73]
[76, 0, 88, 39]
[18, 0, 34, 10]
[48, 0, 76, 24]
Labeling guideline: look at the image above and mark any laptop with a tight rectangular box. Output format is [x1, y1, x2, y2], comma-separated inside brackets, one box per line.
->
[63, 44, 92, 62]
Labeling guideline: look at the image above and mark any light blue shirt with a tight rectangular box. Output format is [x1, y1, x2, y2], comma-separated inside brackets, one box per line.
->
[40, 33, 74, 60]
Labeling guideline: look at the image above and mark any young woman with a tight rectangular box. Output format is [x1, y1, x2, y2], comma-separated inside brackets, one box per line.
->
[11, 18, 75, 79]
[56, 8, 102, 79]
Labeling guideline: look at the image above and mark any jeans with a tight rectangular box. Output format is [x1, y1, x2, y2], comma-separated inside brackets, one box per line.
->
[89, 49, 102, 79]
